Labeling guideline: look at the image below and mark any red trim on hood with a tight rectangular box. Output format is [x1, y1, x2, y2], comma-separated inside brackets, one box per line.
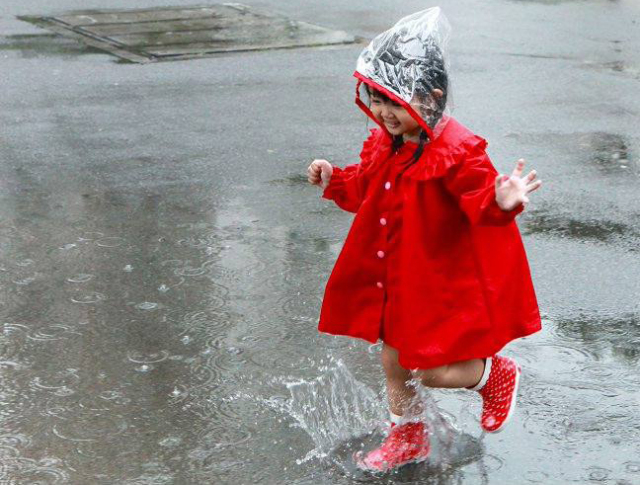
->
[353, 71, 435, 141]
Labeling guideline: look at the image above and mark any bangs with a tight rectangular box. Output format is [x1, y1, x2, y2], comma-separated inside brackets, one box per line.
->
[365, 85, 391, 102]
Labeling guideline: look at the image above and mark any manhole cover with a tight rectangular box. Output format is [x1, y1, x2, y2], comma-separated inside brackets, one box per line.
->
[19, 3, 357, 63]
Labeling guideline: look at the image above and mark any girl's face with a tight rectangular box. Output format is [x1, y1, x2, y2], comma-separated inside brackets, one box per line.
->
[369, 91, 421, 138]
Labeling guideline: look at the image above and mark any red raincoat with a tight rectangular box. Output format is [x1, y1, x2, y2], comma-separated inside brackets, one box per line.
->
[318, 117, 541, 369]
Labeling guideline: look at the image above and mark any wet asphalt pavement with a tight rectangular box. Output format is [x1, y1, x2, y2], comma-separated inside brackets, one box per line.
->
[1, 0, 639, 483]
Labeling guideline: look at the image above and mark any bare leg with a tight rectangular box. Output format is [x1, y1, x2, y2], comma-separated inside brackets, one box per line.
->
[381, 343, 414, 416]
[413, 359, 485, 389]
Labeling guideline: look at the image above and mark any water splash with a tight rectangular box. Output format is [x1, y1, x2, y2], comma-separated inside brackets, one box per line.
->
[286, 361, 385, 463]
[278, 360, 483, 477]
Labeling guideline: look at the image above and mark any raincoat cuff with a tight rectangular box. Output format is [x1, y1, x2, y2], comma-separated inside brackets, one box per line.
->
[482, 197, 525, 225]
[321, 166, 347, 200]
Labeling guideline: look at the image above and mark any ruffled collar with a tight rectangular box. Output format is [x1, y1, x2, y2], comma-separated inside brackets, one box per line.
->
[362, 118, 485, 181]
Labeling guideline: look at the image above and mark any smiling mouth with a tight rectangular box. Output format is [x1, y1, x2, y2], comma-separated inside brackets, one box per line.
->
[384, 121, 400, 129]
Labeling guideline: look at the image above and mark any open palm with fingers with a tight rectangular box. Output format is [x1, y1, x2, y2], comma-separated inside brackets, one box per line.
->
[495, 159, 542, 211]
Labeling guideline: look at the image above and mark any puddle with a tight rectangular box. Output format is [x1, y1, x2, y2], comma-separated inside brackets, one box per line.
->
[521, 206, 638, 245]
[588, 132, 635, 174]
[506, 131, 638, 175]
[554, 311, 640, 364]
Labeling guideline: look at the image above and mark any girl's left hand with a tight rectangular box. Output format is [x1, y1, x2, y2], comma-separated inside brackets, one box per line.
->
[495, 159, 542, 211]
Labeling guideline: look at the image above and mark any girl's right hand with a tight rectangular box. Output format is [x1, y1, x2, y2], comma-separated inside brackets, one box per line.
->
[307, 159, 333, 189]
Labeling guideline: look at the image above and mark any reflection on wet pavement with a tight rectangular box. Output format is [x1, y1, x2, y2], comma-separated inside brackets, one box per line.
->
[555, 311, 640, 363]
[588, 132, 634, 174]
[506, 131, 637, 176]
[521, 206, 638, 245]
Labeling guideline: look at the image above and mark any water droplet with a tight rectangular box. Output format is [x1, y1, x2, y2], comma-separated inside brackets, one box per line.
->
[61, 243, 77, 250]
[158, 284, 169, 293]
[123, 265, 133, 272]
[181, 336, 191, 345]
[135, 364, 153, 373]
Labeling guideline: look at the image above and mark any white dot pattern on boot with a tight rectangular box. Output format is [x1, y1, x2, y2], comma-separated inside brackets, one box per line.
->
[478, 355, 520, 432]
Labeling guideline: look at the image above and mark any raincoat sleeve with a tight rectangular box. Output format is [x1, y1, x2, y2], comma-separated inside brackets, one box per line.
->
[443, 138, 524, 226]
[321, 131, 377, 213]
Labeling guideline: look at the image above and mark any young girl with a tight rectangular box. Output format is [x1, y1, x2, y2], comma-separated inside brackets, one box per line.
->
[307, 8, 542, 472]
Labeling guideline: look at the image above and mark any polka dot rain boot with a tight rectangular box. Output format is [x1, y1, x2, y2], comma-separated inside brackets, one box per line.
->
[354, 421, 430, 472]
[470, 355, 522, 433]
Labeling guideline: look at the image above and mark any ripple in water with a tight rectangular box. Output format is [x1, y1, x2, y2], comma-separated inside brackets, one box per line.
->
[170, 309, 232, 336]
[0, 435, 69, 483]
[196, 423, 253, 449]
[127, 350, 169, 364]
[95, 236, 125, 248]
[27, 324, 81, 341]
[71, 291, 106, 304]
[0, 457, 70, 484]
[78, 231, 104, 241]
[31, 369, 81, 392]
[0, 434, 31, 459]
[135, 302, 159, 310]
[52, 413, 128, 442]
[67, 274, 94, 283]
[247, 346, 315, 373]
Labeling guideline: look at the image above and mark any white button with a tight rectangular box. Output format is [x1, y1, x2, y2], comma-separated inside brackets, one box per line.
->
[384, 182, 391, 190]
[377, 250, 385, 259]
[380, 218, 387, 226]
[377, 282, 384, 289]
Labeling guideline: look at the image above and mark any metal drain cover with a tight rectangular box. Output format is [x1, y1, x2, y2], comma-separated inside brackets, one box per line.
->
[19, 3, 357, 63]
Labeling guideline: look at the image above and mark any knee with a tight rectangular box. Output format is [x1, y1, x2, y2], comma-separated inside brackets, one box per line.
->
[415, 365, 449, 387]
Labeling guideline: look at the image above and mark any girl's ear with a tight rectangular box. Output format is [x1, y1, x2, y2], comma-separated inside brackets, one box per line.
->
[431, 89, 444, 99]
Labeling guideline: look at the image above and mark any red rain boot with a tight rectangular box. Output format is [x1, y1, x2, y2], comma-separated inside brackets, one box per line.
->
[472, 355, 522, 433]
[355, 421, 430, 472]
